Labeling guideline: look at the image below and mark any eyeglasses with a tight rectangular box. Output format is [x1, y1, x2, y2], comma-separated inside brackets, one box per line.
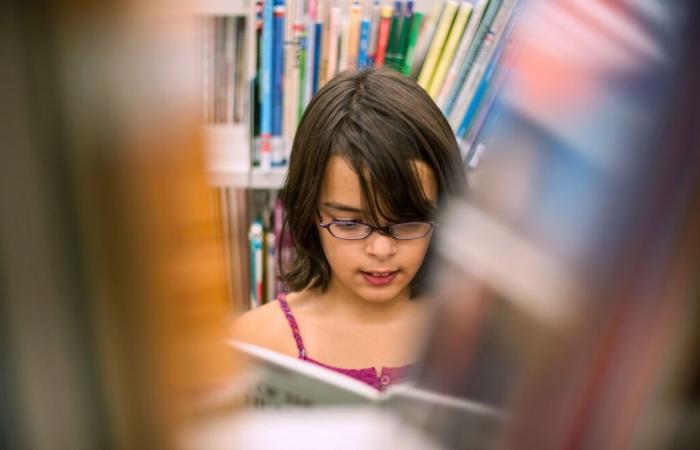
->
[318, 219, 435, 240]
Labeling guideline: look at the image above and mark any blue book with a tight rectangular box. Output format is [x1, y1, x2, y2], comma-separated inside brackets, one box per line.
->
[358, 17, 370, 69]
[312, 19, 323, 95]
[260, 0, 274, 169]
[272, 0, 286, 166]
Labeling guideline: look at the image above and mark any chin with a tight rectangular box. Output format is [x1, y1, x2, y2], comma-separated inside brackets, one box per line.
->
[355, 286, 406, 304]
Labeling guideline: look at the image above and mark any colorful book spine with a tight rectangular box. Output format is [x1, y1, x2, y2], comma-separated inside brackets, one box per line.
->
[347, 0, 362, 69]
[442, 0, 502, 116]
[312, 0, 324, 95]
[326, 4, 341, 81]
[249, 221, 264, 308]
[303, 0, 316, 107]
[260, 0, 274, 170]
[417, 0, 459, 90]
[296, 0, 308, 121]
[319, 0, 331, 87]
[448, 0, 513, 130]
[410, 2, 444, 79]
[265, 232, 277, 303]
[283, 0, 298, 155]
[436, 0, 491, 110]
[386, 1, 403, 68]
[357, 2, 371, 69]
[394, 0, 414, 71]
[428, 1, 473, 98]
[374, 4, 393, 68]
[456, 0, 519, 138]
[367, 0, 381, 64]
[271, 0, 287, 166]
[401, 11, 423, 75]
[338, 17, 350, 72]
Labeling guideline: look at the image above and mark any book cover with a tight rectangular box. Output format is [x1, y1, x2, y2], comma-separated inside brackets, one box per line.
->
[416, 0, 459, 89]
[427, 1, 473, 98]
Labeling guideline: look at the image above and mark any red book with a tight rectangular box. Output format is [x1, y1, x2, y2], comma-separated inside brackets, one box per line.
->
[373, 5, 393, 68]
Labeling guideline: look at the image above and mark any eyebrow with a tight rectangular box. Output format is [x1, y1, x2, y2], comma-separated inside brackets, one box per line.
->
[321, 202, 365, 213]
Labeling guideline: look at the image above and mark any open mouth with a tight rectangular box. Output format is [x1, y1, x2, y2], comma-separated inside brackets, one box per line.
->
[360, 270, 398, 286]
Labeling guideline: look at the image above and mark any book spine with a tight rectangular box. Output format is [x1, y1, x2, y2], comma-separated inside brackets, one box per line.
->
[401, 11, 423, 75]
[272, 0, 287, 166]
[338, 16, 349, 72]
[260, 0, 274, 170]
[457, 0, 519, 140]
[410, 1, 444, 79]
[347, 0, 362, 69]
[326, 4, 341, 81]
[265, 232, 277, 303]
[428, 1, 473, 99]
[442, 0, 502, 116]
[435, 0, 490, 110]
[367, 0, 381, 64]
[312, 0, 324, 95]
[249, 221, 264, 309]
[283, 0, 297, 154]
[394, 0, 414, 71]
[357, 5, 371, 69]
[373, 4, 393, 68]
[319, 0, 331, 87]
[448, 0, 514, 131]
[386, 1, 403, 68]
[303, 0, 316, 106]
[417, 0, 459, 90]
[296, 0, 308, 121]
[234, 17, 248, 123]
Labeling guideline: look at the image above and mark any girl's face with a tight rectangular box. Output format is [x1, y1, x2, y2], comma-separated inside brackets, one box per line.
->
[317, 156, 437, 304]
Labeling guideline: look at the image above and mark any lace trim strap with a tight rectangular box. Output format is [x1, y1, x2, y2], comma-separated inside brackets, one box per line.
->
[276, 293, 307, 359]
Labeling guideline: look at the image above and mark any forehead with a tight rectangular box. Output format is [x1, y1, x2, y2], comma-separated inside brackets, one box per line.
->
[319, 156, 437, 207]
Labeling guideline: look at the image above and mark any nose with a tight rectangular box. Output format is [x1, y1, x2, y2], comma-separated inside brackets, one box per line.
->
[364, 230, 397, 260]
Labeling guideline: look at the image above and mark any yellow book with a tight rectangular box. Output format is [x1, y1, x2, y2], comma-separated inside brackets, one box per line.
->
[417, 0, 459, 90]
[347, 0, 362, 69]
[427, 1, 473, 98]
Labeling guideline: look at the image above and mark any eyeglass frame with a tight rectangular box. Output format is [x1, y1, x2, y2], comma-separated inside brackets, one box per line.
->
[317, 218, 437, 240]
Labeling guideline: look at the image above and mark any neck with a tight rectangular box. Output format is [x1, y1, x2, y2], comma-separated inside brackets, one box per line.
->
[315, 277, 412, 322]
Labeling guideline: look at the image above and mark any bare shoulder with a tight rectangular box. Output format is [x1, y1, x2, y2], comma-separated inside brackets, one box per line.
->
[229, 294, 305, 357]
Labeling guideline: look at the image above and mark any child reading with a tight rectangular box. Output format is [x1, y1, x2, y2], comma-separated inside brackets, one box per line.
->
[232, 68, 467, 390]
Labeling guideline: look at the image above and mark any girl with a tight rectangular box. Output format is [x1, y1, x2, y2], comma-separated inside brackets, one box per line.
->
[232, 68, 466, 390]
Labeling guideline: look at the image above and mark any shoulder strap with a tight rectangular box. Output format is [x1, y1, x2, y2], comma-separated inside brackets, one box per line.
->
[276, 293, 307, 359]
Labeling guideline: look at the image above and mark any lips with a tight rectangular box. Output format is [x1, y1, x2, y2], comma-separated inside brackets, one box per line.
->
[360, 270, 398, 286]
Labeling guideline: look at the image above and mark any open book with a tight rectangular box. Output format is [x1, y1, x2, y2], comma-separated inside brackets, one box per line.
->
[228, 339, 505, 418]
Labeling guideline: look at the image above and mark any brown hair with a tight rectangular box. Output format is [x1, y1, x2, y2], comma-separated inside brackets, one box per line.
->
[279, 68, 467, 296]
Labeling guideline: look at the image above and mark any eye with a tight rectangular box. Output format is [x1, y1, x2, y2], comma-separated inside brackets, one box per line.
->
[333, 221, 362, 230]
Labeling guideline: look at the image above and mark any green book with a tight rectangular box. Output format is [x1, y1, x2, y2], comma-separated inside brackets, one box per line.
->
[386, 1, 403, 68]
[394, 4, 414, 70]
[401, 12, 424, 76]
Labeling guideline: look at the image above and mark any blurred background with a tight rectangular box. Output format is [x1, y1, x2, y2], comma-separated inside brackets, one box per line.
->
[1, 0, 699, 449]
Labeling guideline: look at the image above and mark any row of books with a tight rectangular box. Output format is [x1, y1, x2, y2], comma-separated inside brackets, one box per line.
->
[202, 16, 248, 124]
[249, 0, 522, 169]
[213, 188, 291, 311]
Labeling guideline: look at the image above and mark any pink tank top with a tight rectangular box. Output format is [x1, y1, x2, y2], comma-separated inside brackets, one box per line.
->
[276, 293, 412, 391]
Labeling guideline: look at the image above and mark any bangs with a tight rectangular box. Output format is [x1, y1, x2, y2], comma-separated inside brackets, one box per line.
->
[330, 109, 437, 225]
